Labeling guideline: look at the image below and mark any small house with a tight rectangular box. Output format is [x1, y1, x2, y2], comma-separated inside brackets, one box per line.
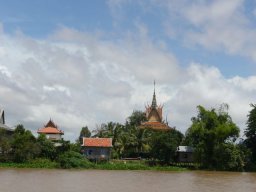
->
[176, 146, 194, 163]
[82, 138, 112, 161]
[37, 119, 64, 141]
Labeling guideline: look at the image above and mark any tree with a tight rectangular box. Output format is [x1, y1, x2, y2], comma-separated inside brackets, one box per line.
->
[184, 104, 241, 170]
[244, 103, 256, 169]
[213, 143, 244, 171]
[37, 134, 57, 160]
[126, 110, 147, 127]
[93, 122, 126, 158]
[79, 126, 91, 144]
[12, 124, 40, 162]
[0, 129, 12, 161]
[150, 129, 184, 164]
[124, 111, 149, 157]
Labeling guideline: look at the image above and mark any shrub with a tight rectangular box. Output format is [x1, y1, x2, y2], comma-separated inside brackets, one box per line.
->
[57, 151, 93, 169]
[27, 158, 58, 168]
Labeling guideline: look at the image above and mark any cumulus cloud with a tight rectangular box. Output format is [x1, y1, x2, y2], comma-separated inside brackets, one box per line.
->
[0, 22, 255, 141]
[166, 63, 255, 136]
[0, 24, 181, 140]
[161, 0, 256, 62]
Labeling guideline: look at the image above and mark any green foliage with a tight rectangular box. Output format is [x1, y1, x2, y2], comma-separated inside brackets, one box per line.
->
[0, 158, 58, 168]
[12, 124, 41, 163]
[92, 111, 182, 161]
[93, 122, 127, 158]
[26, 158, 58, 168]
[213, 143, 244, 171]
[149, 129, 184, 164]
[184, 104, 242, 170]
[70, 142, 81, 153]
[37, 134, 57, 160]
[79, 126, 91, 144]
[0, 129, 12, 161]
[55, 139, 71, 155]
[57, 151, 93, 169]
[126, 110, 147, 127]
[95, 161, 148, 170]
[244, 104, 256, 167]
[93, 160, 187, 171]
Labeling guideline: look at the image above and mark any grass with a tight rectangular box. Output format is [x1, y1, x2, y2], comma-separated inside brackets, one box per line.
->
[0, 159, 58, 169]
[0, 159, 188, 171]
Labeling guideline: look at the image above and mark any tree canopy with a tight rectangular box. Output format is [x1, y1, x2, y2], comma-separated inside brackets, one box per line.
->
[244, 104, 256, 169]
[184, 104, 243, 170]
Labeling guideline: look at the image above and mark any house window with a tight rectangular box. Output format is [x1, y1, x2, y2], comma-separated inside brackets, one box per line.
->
[88, 149, 93, 155]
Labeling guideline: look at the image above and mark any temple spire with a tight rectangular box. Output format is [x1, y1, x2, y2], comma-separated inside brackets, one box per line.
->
[151, 80, 157, 108]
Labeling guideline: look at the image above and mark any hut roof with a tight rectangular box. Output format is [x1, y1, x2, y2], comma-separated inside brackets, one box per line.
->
[82, 138, 112, 147]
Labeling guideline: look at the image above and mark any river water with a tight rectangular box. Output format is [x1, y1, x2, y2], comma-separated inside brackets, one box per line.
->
[0, 169, 255, 192]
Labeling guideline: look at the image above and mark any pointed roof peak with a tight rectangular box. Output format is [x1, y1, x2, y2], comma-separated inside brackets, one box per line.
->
[0, 109, 5, 124]
[45, 119, 57, 128]
[38, 119, 64, 135]
[151, 80, 157, 108]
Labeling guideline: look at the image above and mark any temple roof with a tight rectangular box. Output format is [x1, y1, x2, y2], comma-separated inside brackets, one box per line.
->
[0, 109, 5, 124]
[0, 109, 13, 132]
[82, 138, 112, 147]
[140, 121, 170, 130]
[37, 119, 64, 135]
[151, 81, 157, 108]
[139, 81, 171, 131]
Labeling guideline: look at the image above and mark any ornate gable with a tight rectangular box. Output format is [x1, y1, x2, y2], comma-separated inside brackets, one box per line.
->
[140, 82, 170, 131]
[0, 109, 5, 124]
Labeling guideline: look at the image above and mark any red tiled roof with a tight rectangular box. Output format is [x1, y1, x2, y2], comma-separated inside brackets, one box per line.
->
[37, 119, 64, 134]
[82, 138, 112, 147]
[37, 127, 64, 134]
[140, 121, 170, 130]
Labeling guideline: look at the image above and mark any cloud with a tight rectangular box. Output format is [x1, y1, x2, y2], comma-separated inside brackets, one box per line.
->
[161, 0, 256, 61]
[0, 24, 181, 141]
[167, 63, 254, 135]
[0, 22, 255, 141]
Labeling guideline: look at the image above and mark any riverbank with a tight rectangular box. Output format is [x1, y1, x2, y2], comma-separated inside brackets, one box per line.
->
[0, 159, 188, 171]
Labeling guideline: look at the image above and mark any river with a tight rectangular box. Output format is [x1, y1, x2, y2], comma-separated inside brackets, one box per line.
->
[0, 169, 255, 192]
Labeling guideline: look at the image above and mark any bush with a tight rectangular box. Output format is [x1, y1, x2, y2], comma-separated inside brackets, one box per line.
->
[57, 151, 93, 169]
[27, 158, 58, 168]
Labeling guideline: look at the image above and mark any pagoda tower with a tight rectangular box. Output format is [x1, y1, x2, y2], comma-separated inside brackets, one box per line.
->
[140, 82, 170, 130]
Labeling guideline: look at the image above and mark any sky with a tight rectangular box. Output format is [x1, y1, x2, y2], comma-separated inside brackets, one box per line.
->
[0, 0, 256, 141]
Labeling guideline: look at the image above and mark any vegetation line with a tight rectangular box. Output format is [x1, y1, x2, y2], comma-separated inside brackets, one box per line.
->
[1, 103, 256, 171]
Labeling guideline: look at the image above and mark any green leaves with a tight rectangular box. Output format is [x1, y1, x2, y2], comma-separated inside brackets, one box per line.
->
[185, 104, 242, 170]
[244, 103, 256, 168]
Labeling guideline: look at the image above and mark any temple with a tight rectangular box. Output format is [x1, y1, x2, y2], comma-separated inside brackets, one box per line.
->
[140, 82, 170, 130]
[37, 119, 64, 141]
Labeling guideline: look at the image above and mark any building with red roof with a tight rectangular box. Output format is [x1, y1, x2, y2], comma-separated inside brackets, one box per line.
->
[140, 82, 171, 131]
[37, 119, 64, 141]
[82, 138, 112, 161]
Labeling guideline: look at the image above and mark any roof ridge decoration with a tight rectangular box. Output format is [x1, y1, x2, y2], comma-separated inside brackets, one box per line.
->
[0, 109, 5, 124]
[151, 80, 157, 109]
[45, 119, 57, 128]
